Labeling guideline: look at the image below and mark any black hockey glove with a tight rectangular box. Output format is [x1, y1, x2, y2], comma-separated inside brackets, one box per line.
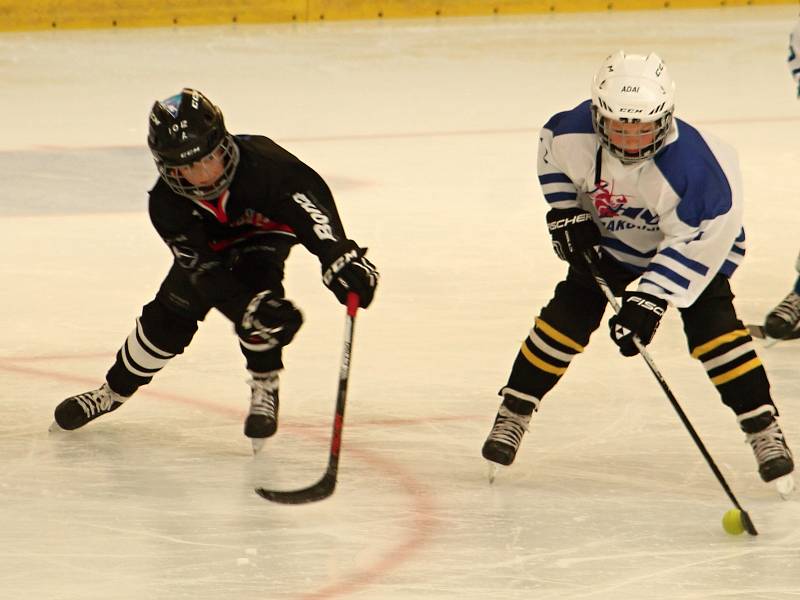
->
[608, 291, 668, 357]
[236, 290, 303, 349]
[546, 207, 600, 266]
[320, 240, 379, 308]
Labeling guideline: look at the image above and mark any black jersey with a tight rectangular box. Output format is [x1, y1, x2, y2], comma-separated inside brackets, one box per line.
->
[148, 135, 349, 320]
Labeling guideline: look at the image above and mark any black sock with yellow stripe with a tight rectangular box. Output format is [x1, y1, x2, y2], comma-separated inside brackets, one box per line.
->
[690, 327, 775, 415]
[504, 317, 586, 401]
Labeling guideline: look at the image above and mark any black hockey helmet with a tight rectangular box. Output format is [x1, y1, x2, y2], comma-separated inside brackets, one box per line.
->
[147, 88, 239, 200]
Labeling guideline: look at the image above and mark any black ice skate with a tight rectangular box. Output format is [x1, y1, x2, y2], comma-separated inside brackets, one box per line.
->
[50, 383, 128, 431]
[482, 394, 536, 481]
[739, 406, 795, 495]
[246, 372, 280, 454]
[764, 291, 800, 339]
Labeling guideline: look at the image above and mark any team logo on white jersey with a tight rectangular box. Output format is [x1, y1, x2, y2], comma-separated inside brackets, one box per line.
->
[590, 179, 630, 218]
[589, 179, 660, 232]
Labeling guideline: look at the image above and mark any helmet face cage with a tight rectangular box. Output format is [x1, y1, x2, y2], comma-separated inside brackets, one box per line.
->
[148, 88, 240, 201]
[592, 105, 673, 164]
[156, 134, 240, 201]
[590, 51, 675, 164]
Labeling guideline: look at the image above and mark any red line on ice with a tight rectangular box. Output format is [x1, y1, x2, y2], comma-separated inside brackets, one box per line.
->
[0, 356, 439, 600]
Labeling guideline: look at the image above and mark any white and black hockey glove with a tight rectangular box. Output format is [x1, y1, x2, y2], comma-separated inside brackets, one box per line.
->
[320, 240, 379, 308]
[237, 290, 303, 349]
[608, 291, 668, 357]
[546, 207, 600, 266]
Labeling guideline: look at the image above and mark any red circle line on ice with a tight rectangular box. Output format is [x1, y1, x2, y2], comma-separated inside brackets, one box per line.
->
[0, 354, 439, 600]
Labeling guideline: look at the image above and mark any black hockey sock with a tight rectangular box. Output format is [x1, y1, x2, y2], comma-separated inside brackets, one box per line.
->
[501, 393, 537, 416]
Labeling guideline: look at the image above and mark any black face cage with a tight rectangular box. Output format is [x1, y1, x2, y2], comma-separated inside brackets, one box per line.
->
[157, 134, 240, 201]
[591, 104, 673, 164]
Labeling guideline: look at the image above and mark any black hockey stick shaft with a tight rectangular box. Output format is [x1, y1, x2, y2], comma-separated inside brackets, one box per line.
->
[583, 251, 757, 535]
[255, 292, 359, 505]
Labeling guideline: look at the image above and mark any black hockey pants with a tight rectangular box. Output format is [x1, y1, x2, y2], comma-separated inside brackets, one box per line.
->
[106, 235, 294, 396]
[503, 253, 775, 417]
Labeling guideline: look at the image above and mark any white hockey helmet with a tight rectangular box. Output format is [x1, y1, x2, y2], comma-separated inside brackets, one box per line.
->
[591, 51, 675, 163]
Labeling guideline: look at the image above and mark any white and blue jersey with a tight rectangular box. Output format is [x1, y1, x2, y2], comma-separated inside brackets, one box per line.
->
[538, 100, 745, 309]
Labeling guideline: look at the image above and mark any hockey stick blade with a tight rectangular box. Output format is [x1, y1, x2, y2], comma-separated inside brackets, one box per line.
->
[255, 471, 337, 504]
[747, 324, 767, 339]
[747, 323, 800, 342]
[255, 293, 359, 505]
[740, 509, 758, 536]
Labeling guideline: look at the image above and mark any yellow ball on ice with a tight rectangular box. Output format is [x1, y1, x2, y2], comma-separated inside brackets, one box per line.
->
[722, 509, 745, 535]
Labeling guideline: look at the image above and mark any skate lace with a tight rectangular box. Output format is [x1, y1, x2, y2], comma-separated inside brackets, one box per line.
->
[248, 377, 278, 419]
[746, 421, 793, 464]
[488, 406, 531, 449]
[772, 292, 800, 324]
[75, 387, 112, 418]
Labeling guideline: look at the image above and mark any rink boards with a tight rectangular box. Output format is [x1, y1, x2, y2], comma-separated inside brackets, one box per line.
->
[2, 0, 798, 32]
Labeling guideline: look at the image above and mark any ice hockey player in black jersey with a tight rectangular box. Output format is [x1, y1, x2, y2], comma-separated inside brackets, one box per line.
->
[51, 88, 379, 453]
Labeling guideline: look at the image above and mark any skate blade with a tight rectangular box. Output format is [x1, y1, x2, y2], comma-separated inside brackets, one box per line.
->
[48, 420, 65, 433]
[486, 461, 503, 484]
[251, 438, 266, 455]
[775, 474, 796, 499]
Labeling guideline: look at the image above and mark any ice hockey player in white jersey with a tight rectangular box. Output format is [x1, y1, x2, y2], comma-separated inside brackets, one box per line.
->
[762, 20, 800, 339]
[481, 51, 794, 489]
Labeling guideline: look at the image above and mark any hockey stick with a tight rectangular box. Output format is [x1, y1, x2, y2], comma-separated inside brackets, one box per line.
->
[255, 292, 360, 505]
[746, 323, 800, 346]
[583, 251, 758, 536]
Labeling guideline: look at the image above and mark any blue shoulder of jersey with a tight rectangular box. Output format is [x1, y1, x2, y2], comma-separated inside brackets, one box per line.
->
[654, 119, 733, 227]
[542, 100, 595, 137]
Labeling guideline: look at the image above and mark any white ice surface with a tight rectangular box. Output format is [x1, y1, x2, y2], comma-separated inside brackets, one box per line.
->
[3, 6, 800, 599]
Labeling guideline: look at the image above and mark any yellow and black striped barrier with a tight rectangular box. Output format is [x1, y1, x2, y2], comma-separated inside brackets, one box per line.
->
[0, 0, 797, 32]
